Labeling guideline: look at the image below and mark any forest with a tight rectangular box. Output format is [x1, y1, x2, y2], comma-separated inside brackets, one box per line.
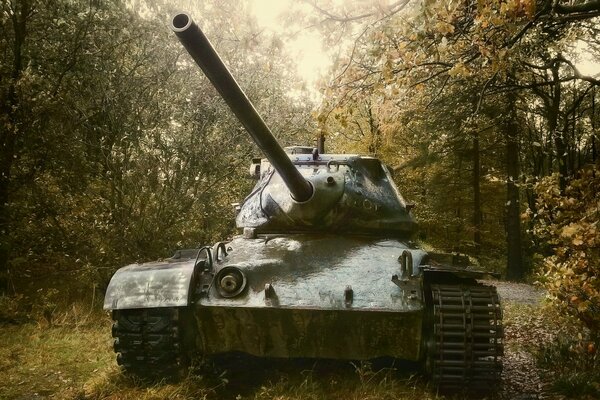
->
[1, 0, 599, 399]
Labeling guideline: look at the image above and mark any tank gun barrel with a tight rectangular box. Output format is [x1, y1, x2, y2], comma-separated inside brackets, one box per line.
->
[171, 13, 313, 202]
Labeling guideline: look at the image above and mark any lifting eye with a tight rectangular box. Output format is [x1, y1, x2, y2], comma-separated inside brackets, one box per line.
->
[215, 266, 247, 298]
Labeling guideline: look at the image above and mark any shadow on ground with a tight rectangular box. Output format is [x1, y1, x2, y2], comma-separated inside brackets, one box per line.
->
[194, 354, 425, 399]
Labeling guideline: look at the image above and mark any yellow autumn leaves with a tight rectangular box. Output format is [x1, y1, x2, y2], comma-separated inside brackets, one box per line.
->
[534, 166, 600, 334]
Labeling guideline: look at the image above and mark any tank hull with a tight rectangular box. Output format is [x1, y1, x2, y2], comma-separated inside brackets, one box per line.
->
[107, 233, 503, 389]
[194, 306, 423, 360]
[189, 234, 427, 360]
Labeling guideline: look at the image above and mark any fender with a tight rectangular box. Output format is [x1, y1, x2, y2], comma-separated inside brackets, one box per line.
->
[103, 258, 198, 310]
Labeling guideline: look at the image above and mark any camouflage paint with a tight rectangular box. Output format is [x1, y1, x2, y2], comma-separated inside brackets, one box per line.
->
[191, 235, 426, 359]
[103, 259, 197, 310]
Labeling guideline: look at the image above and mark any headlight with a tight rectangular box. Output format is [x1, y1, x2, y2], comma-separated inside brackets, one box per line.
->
[215, 266, 247, 298]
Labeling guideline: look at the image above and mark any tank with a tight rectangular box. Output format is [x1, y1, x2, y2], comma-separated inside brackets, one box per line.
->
[103, 12, 503, 392]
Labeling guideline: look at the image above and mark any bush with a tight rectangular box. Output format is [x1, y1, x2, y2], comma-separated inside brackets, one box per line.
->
[532, 165, 600, 338]
[536, 338, 600, 397]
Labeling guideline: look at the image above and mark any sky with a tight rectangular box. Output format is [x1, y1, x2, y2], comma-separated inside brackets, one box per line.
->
[248, 0, 334, 89]
[247, 0, 599, 89]
[573, 41, 600, 77]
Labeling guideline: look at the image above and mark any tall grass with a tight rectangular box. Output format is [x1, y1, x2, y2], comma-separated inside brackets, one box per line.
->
[1, 308, 442, 400]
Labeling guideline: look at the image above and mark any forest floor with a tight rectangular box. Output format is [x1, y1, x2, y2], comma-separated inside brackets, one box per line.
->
[0, 279, 596, 400]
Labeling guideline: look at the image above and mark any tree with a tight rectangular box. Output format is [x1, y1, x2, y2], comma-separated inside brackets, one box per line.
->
[533, 165, 600, 338]
[0, 0, 97, 291]
[0, 0, 315, 294]
[309, 0, 600, 280]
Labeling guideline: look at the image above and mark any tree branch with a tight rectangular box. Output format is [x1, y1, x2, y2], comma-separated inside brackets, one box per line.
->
[305, 0, 411, 23]
[474, 71, 499, 115]
[554, 0, 600, 14]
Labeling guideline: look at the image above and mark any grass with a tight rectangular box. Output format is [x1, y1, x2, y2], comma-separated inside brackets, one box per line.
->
[1, 285, 597, 399]
[535, 338, 600, 398]
[0, 304, 113, 399]
[0, 302, 446, 400]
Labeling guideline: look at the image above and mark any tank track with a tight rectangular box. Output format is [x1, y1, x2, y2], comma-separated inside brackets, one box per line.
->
[112, 307, 191, 380]
[429, 283, 503, 392]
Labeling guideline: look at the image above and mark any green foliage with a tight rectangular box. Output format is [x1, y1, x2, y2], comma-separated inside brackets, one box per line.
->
[0, 294, 29, 324]
[0, 0, 315, 293]
[533, 164, 600, 337]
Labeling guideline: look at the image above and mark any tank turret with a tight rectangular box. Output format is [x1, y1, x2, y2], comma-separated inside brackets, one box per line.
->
[171, 13, 416, 236]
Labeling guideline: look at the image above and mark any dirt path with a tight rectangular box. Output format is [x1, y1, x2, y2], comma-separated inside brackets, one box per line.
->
[492, 280, 546, 305]
[490, 280, 550, 399]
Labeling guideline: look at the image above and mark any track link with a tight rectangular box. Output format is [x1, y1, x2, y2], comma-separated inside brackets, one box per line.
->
[112, 307, 190, 380]
[429, 284, 503, 392]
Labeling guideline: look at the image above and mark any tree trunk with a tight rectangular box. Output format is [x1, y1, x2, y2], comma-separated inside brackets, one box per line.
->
[592, 89, 597, 163]
[0, 0, 30, 294]
[473, 131, 482, 254]
[504, 89, 524, 281]
[549, 60, 567, 191]
[0, 143, 15, 294]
